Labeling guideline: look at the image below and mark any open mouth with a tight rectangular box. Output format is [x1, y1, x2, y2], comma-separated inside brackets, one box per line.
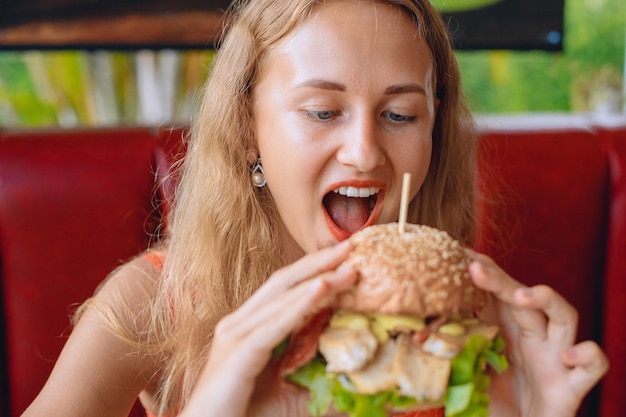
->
[323, 185, 383, 238]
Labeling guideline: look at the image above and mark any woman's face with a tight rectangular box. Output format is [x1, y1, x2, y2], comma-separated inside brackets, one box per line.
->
[253, 0, 437, 259]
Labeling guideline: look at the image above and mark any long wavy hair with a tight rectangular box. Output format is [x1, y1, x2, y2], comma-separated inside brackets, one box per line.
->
[150, 0, 478, 413]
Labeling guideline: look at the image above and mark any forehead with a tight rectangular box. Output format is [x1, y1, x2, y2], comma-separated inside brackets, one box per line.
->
[257, 0, 433, 87]
[289, 0, 423, 47]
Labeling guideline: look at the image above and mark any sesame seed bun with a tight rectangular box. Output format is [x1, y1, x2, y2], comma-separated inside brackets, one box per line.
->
[335, 223, 487, 317]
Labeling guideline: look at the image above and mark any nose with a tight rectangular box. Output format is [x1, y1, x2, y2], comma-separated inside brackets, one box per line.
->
[335, 116, 386, 172]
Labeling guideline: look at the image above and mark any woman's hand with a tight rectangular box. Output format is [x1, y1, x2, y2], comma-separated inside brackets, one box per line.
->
[179, 241, 357, 417]
[466, 250, 609, 417]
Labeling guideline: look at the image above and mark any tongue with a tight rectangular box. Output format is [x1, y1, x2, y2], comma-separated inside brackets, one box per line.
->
[324, 193, 371, 233]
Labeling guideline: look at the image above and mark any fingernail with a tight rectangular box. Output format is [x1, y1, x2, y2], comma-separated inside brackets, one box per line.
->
[468, 259, 487, 276]
[334, 239, 352, 251]
[519, 287, 535, 299]
[322, 269, 356, 290]
[336, 262, 355, 275]
[562, 346, 577, 362]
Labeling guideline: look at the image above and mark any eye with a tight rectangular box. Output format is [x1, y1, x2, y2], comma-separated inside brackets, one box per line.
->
[383, 111, 416, 123]
[305, 110, 338, 121]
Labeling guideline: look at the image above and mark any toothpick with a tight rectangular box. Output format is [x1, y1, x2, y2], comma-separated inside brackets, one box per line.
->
[398, 172, 411, 233]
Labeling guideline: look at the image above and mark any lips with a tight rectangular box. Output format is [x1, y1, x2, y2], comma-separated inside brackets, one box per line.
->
[323, 183, 385, 240]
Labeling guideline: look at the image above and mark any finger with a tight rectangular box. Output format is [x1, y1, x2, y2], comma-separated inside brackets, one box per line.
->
[220, 265, 357, 340]
[232, 258, 357, 330]
[245, 240, 353, 308]
[468, 252, 548, 341]
[244, 265, 357, 334]
[514, 285, 578, 346]
[466, 250, 523, 304]
[219, 272, 350, 375]
[212, 278, 329, 373]
[561, 341, 609, 397]
[225, 241, 352, 324]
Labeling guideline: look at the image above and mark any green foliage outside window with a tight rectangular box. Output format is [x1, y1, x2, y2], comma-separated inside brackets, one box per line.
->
[458, 0, 625, 113]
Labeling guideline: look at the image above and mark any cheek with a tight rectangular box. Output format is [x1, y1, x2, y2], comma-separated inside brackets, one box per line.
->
[258, 137, 310, 199]
[401, 137, 433, 197]
[255, 117, 290, 169]
[255, 116, 328, 189]
[401, 136, 432, 179]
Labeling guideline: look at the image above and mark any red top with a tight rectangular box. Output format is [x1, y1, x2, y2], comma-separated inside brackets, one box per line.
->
[144, 251, 165, 272]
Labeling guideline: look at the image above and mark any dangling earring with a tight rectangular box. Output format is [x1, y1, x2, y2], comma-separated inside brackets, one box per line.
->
[250, 158, 267, 188]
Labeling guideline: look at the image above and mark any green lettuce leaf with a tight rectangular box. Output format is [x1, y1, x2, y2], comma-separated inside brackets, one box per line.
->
[288, 333, 508, 417]
[288, 359, 334, 416]
[445, 334, 509, 417]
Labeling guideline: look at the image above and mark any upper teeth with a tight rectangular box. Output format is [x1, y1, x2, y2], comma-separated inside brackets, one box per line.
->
[333, 186, 380, 198]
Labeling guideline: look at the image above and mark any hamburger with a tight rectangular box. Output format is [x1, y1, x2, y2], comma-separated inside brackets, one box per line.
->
[275, 223, 508, 417]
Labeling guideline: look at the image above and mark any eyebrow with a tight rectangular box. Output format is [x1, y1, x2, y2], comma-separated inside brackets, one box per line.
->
[384, 84, 427, 95]
[296, 79, 426, 95]
[296, 79, 346, 91]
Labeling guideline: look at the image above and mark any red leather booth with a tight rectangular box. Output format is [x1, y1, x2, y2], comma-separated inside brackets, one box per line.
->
[0, 114, 625, 417]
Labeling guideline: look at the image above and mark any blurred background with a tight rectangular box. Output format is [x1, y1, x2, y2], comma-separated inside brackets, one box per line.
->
[0, 0, 624, 128]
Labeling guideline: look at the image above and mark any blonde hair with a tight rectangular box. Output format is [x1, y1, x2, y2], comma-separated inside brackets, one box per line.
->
[149, 0, 478, 413]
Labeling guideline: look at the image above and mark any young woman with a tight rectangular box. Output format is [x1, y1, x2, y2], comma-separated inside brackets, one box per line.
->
[23, 0, 608, 416]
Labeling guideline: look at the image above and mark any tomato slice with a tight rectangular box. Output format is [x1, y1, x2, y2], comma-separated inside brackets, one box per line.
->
[394, 408, 445, 417]
[276, 308, 332, 377]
